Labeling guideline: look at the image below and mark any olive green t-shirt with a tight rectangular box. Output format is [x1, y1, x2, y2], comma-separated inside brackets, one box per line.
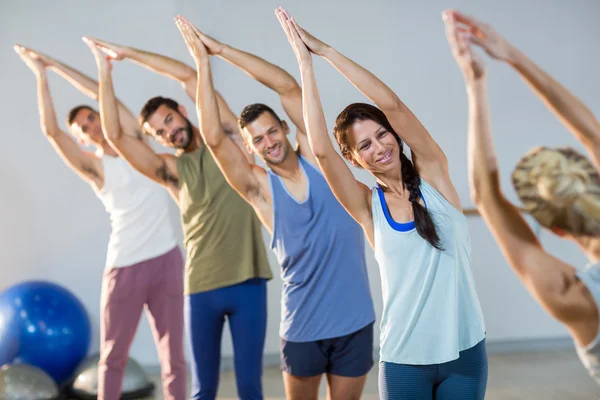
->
[176, 146, 272, 294]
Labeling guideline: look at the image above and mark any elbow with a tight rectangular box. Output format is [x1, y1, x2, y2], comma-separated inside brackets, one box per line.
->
[182, 66, 197, 83]
[312, 147, 334, 161]
[379, 95, 404, 114]
[201, 129, 224, 149]
[42, 126, 59, 138]
[278, 78, 301, 97]
[103, 127, 123, 143]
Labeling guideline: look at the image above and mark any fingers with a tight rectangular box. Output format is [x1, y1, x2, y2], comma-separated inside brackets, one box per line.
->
[13, 45, 37, 60]
[444, 9, 488, 42]
[175, 17, 193, 49]
[443, 13, 463, 56]
[177, 15, 202, 39]
[82, 37, 105, 62]
[275, 7, 307, 47]
[275, 8, 294, 44]
[277, 6, 308, 44]
[447, 9, 481, 29]
[279, 6, 292, 21]
[468, 33, 486, 49]
[174, 16, 206, 60]
[82, 36, 97, 50]
[286, 19, 303, 46]
[289, 17, 308, 44]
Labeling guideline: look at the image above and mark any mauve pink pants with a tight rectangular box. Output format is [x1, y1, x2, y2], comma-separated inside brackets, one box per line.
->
[98, 246, 186, 400]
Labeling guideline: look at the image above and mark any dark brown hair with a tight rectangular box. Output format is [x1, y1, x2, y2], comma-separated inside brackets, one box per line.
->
[238, 103, 282, 130]
[139, 97, 180, 135]
[334, 103, 443, 250]
[67, 105, 96, 126]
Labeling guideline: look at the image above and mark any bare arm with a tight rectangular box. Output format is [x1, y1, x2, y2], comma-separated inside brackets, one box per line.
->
[90, 38, 250, 162]
[15, 46, 103, 188]
[84, 40, 180, 198]
[38, 50, 139, 139]
[301, 55, 372, 227]
[443, 20, 584, 323]
[469, 79, 584, 323]
[277, 10, 454, 205]
[510, 50, 600, 167]
[119, 43, 200, 101]
[278, 11, 445, 168]
[322, 48, 445, 165]
[275, 9, 372, 234]
[452, 10, 600, 169]
[176, 17, 264, 204]
[204, 35, 313, 162]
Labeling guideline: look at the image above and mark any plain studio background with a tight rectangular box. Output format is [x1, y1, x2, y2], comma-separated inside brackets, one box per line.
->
[1, 0, 598, 368]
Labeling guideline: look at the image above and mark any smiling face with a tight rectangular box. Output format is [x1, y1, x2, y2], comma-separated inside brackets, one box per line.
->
[68, 106, 105, 147]
[238, 103, 293, 166]
[143, 104, 193, 149]
[346, 119, 401, 173]
[333, 103, 404, 175]
[242, 111, 292, 165]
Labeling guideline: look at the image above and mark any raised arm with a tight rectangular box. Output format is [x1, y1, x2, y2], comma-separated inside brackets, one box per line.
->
[34, 49, 139, 139]
[14, 45, 103, 189]
[89, 37, 249, 161]
[83, 38, 180, 200]
[275, 9, 373, 238]
[175, 17, 266, 207]
[277, 10, 446, 174]
[89, 38, 223, 102]
[444, 16, 586, 325]
[451, 10, 600, 169]
[193, 29, 313, 163]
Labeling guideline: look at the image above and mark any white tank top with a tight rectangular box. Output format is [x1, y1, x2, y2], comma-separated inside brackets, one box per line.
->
[372, 178, 486, 365]
[94, 156, 178, 268]
[575, 264, 600, 386]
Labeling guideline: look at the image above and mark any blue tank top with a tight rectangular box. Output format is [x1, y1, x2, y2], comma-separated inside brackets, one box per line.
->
[372, 178, 485, 364]
[269, 155, 375, 342]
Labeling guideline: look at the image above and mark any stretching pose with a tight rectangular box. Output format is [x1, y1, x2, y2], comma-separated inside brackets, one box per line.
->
[445, 10, 600, 386]
[14, 46, 185, 400]
[175, 16, 375, 400]
[276, 7, 488, 400]
[83, 37, 272, 400]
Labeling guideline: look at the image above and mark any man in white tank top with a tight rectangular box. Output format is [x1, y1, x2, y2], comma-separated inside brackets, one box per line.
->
[15, 45, 186, 400]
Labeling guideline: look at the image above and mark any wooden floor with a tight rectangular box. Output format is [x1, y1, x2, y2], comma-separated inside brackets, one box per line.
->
[145, 349, 600, 399]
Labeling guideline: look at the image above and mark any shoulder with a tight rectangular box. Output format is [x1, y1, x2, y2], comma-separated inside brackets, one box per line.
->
[419, 175, 462, 213]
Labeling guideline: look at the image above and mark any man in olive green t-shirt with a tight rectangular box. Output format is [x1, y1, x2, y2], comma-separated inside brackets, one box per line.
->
[84, 37, 273, 399]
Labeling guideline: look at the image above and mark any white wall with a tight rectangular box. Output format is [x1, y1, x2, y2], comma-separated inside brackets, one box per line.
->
[1, 0, 598, 366]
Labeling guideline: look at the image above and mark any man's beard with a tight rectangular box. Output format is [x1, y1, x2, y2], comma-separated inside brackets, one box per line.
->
[172, 118, 194, 149]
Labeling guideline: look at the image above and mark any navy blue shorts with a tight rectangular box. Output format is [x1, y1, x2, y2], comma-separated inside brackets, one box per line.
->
[280, 322, 374, 377]
[379, 338, 488, 400]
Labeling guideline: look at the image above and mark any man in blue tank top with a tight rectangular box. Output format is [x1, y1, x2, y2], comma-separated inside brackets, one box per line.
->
[175, 17, 375, 400]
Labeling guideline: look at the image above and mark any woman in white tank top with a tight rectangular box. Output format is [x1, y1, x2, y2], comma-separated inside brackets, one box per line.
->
[445, 10, 600, 387]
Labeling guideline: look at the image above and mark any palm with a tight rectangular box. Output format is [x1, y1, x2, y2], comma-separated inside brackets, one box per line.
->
[24, 55, 44, 72]
[479, 34, 510, 61]
[14, 47, 44, 73]
[83, 38, 112, 70]
[275, 8, 311, 63]
[175, 16, 208, 62]
[297, 29, 326, 56]
[200, 35, 223, 55]
[449, 11, 511, 62]
[90, 38, 125, 60]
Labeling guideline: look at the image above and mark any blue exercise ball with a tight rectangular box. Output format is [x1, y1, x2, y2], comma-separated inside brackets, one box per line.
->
[0, 281, 91, 384]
